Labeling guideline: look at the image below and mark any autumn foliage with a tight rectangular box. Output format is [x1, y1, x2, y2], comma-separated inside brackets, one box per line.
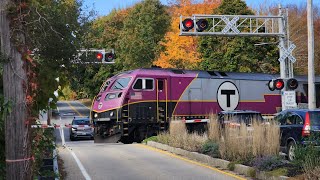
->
[154, 0, 220, 69]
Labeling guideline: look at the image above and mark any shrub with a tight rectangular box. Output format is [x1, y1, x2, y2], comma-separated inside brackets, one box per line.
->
[252, 155, 287, 171]
[215, 116, 280, 162]
[227, 162, 236, 171]
[157, 120, 207, 152]
[142, 136, 158, 144]
[303, 155, 320, 180]
[201, 140, 220, 158]
[208, 114, 221, 142]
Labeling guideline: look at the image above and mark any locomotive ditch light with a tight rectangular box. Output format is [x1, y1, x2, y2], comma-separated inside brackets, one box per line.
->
[196, 19, 209, 32]
[96, 52, 104, 61]
[181, 18, 194, 31]
[287, 78, 298, 90]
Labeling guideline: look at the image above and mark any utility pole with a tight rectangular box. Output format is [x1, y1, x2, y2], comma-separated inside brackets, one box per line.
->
[307, 0, 316, 109]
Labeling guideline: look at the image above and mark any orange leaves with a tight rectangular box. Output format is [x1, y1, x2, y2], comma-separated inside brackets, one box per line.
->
[154, 0, 220, 69]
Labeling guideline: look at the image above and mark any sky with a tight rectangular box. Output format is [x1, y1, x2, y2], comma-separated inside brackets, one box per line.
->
[83, 0, 320, 17]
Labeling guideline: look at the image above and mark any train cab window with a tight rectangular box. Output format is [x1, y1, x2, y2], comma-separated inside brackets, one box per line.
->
[133, 78, 154, 90]
[146, 79, 153, 90]
[133, 79, 142, 89]
[111, 77, 132, 90]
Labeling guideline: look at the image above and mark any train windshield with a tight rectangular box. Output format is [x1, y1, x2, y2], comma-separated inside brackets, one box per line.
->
[111, 77, 132, 90]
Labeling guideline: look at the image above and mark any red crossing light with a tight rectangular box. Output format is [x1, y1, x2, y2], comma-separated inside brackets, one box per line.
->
[196, 19, 209, 32]
[287, 78, 298, 90]
[106, 53, 115, 62]
[274, 79, 284, 90]
[268, 79, 284, 91]
[96, 52, 103, 61]
[181, 18, 194, 31]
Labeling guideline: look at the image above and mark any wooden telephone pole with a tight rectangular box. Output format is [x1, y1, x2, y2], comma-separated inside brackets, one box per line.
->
[0, 0, 32, 179]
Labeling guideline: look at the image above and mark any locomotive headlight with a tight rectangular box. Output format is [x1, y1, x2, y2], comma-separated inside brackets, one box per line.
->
[94, 113, 98, 118]
[110, 111, 114, 117]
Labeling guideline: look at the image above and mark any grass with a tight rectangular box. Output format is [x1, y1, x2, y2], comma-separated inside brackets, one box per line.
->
[210, 116, 280, 162]
[156, 120, 207, 152]
[266, 168, 288, 177]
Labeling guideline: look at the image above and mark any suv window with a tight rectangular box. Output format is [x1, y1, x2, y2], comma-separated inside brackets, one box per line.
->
[309, 112, 320, 126]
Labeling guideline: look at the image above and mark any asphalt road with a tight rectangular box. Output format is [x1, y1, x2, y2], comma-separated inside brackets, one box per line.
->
[53, 101, 247, 180]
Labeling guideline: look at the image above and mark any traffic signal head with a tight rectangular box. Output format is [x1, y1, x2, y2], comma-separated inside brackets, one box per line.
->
[287, 78, 298, 90]
[180, 18, 209, 32]
[105, 52, 115, 62]
[181, 18, 194, 31]
[196, 19, 209, 32]
[96, 52, 104, 61]
[268, 79, 284, 91]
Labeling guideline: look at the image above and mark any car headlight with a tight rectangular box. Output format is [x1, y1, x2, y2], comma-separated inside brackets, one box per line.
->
[71, 127, 76, 132]
[94, 113, 98, 118]
[110, 112, 114, 117]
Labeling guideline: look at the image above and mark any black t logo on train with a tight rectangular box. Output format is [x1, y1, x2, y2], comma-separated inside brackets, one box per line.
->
[217, 81, 239, 111]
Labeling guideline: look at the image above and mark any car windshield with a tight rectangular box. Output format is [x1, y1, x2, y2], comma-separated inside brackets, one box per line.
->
[111, 77, 131, 90]
[309, 112, 320, 126]
[73, 119, 90, 125]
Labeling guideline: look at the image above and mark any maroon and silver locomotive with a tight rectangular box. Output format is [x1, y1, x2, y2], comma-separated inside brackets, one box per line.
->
[91, 68, 317, 143]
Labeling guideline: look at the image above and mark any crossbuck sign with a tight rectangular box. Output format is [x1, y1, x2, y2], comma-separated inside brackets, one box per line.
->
[221, 16, 240, 34]
[278, 43, 296, 63]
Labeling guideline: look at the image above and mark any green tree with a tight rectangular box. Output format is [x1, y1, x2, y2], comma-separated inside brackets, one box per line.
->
[117, 0, 170, 70]
[198, 0, 279, 73]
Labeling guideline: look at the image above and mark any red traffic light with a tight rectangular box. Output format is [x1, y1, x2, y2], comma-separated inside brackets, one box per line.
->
[287, 78, 298, 90]
[96, 52, 103, 61]
[196, 19, 209, 32]
[181, 18, 194, 31]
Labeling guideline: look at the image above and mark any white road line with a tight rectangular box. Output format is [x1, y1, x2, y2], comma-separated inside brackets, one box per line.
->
[68, 149, 92, 180]
[57, 103, 92, 180]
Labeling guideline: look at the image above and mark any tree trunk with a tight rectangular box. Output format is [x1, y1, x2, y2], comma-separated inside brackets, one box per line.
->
[0, 0, 31, 179]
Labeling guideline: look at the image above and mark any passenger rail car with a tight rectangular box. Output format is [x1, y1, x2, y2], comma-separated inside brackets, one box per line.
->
[91, 68, 320, 143]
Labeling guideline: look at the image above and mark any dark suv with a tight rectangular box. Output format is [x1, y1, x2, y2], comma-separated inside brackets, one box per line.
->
[275, 109, 320, 161]
[218, 110, 264, 128]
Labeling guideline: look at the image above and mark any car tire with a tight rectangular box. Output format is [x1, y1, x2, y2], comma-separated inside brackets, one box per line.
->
[287, 141, 296, 161]
[70, 136, 75, 141]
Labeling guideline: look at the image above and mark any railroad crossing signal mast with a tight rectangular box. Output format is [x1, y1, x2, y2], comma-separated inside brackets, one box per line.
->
[179, 5, 298, 110]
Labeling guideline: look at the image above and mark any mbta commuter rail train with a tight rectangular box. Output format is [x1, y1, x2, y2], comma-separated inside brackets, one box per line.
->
[91, 68, 320, 143]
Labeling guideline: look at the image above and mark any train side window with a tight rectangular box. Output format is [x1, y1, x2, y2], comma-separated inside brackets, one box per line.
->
[133, 78, 154, 90]
[133, 79, 142, 89]
[146, 79, 153, 90]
